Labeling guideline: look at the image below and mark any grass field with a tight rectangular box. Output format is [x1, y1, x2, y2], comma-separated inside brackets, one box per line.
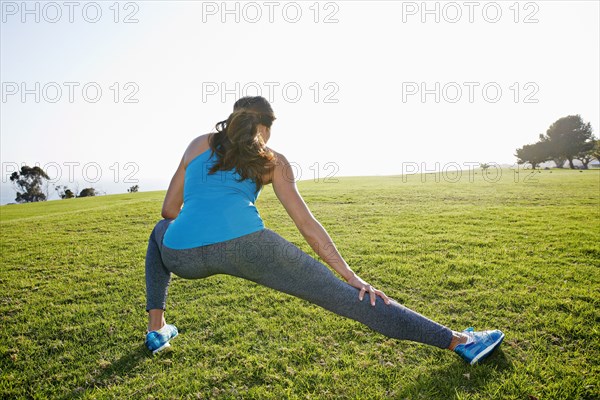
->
[1, 167, 599, 399]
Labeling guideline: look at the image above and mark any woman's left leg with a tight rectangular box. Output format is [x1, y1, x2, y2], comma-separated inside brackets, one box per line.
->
[212, 228, 455, 349]
[145, 219, 174, 331]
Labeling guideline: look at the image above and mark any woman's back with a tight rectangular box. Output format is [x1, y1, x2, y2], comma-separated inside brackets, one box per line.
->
[162, 145, 265, 249]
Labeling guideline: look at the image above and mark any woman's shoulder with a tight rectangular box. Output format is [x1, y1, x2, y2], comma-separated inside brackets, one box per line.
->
[190, 133, 213, 146]
[260, 147, 292, 185]
[266, 147, 288, 165]
[183, 133, 213, 168]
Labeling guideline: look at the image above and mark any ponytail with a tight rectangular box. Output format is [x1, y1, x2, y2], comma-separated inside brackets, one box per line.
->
[208, 108, 276, 190]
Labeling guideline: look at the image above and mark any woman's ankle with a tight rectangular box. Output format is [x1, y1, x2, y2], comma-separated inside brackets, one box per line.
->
[147, 323, 165, 332]
[147, 309, 166, 332]
[448, 331, 468, 351]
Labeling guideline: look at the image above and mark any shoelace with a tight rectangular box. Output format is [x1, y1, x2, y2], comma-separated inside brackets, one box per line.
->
[463, 330, 475, 346]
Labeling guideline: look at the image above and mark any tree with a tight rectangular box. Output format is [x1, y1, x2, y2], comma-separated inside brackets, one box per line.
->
[515, 141, 551, 169]
[9, 166, 50, 203]
[575, 139, 597, 169]
[79, 188, 97, 197]
[592, 139, 600, 162]
[538, 133, 565, 168]
[543, 115, 595, 169]
[552, 157, 566, 168]
[55, 185, 75, 199]
[127, 185, 139, 193]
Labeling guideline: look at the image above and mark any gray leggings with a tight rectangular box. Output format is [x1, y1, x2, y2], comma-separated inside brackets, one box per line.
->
[145, 219, 454, 349]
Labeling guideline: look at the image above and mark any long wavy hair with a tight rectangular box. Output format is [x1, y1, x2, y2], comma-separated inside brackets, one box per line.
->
[208, 96, 277, 191]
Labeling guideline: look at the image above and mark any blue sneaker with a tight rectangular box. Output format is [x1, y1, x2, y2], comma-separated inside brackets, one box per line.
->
[454, 327, 505, 365]
[145, 324, 178, 354]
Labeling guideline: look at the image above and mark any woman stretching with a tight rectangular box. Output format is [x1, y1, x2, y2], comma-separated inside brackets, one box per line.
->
[144, 96, 504, 365]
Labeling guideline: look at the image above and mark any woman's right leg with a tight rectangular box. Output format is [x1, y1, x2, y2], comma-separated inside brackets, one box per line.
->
[164, 228, 454, 349]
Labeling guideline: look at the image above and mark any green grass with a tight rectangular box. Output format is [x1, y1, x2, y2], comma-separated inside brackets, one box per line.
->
[1, 168, 599, 399]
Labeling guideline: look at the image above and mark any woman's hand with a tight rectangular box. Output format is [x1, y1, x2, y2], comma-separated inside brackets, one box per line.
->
[346, 274, 391, 306]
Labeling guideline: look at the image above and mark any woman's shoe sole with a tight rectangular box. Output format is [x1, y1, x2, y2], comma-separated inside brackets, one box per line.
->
[151, 341, 171, 355]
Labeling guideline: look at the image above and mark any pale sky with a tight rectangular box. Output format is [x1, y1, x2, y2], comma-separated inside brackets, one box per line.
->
[1, 0, 599, 204]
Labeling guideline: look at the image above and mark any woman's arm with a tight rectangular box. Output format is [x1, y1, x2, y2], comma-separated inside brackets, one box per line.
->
[270, 153, 353, 280]
[162, 135, 212, 219]
[270, 152, 390, 305]
[161, 154, 185, 219]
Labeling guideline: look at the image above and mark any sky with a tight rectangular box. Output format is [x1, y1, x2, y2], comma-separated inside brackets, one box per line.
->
[1, 0, 599, 204]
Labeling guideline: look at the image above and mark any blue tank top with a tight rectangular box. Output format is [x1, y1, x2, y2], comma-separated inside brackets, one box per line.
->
[162, 148, 265, 249]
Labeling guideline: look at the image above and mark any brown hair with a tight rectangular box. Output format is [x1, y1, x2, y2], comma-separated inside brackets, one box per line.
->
[208, 96, 277, 191]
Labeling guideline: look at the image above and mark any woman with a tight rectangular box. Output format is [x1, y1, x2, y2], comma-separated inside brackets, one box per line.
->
[144, 96, 504, 365]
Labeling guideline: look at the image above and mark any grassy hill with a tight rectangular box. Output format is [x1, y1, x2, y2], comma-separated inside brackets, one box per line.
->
[1, 168, 598, 399]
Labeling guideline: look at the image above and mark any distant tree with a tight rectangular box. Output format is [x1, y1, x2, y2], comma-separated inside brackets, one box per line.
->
[479, 163, 490, 171]
[592, 139, 600, 162]
[9, 166, 50, 203]
[552, 157, 566, 168]
[537, 133, 565, 168]
[127, 185, 139, 193]
[575, 138, 597, 169]
[54, 185, 75, 199]
[515, 141, 551, 169]
[79, 188, 97, 197]
[542, 115, 595, 169]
